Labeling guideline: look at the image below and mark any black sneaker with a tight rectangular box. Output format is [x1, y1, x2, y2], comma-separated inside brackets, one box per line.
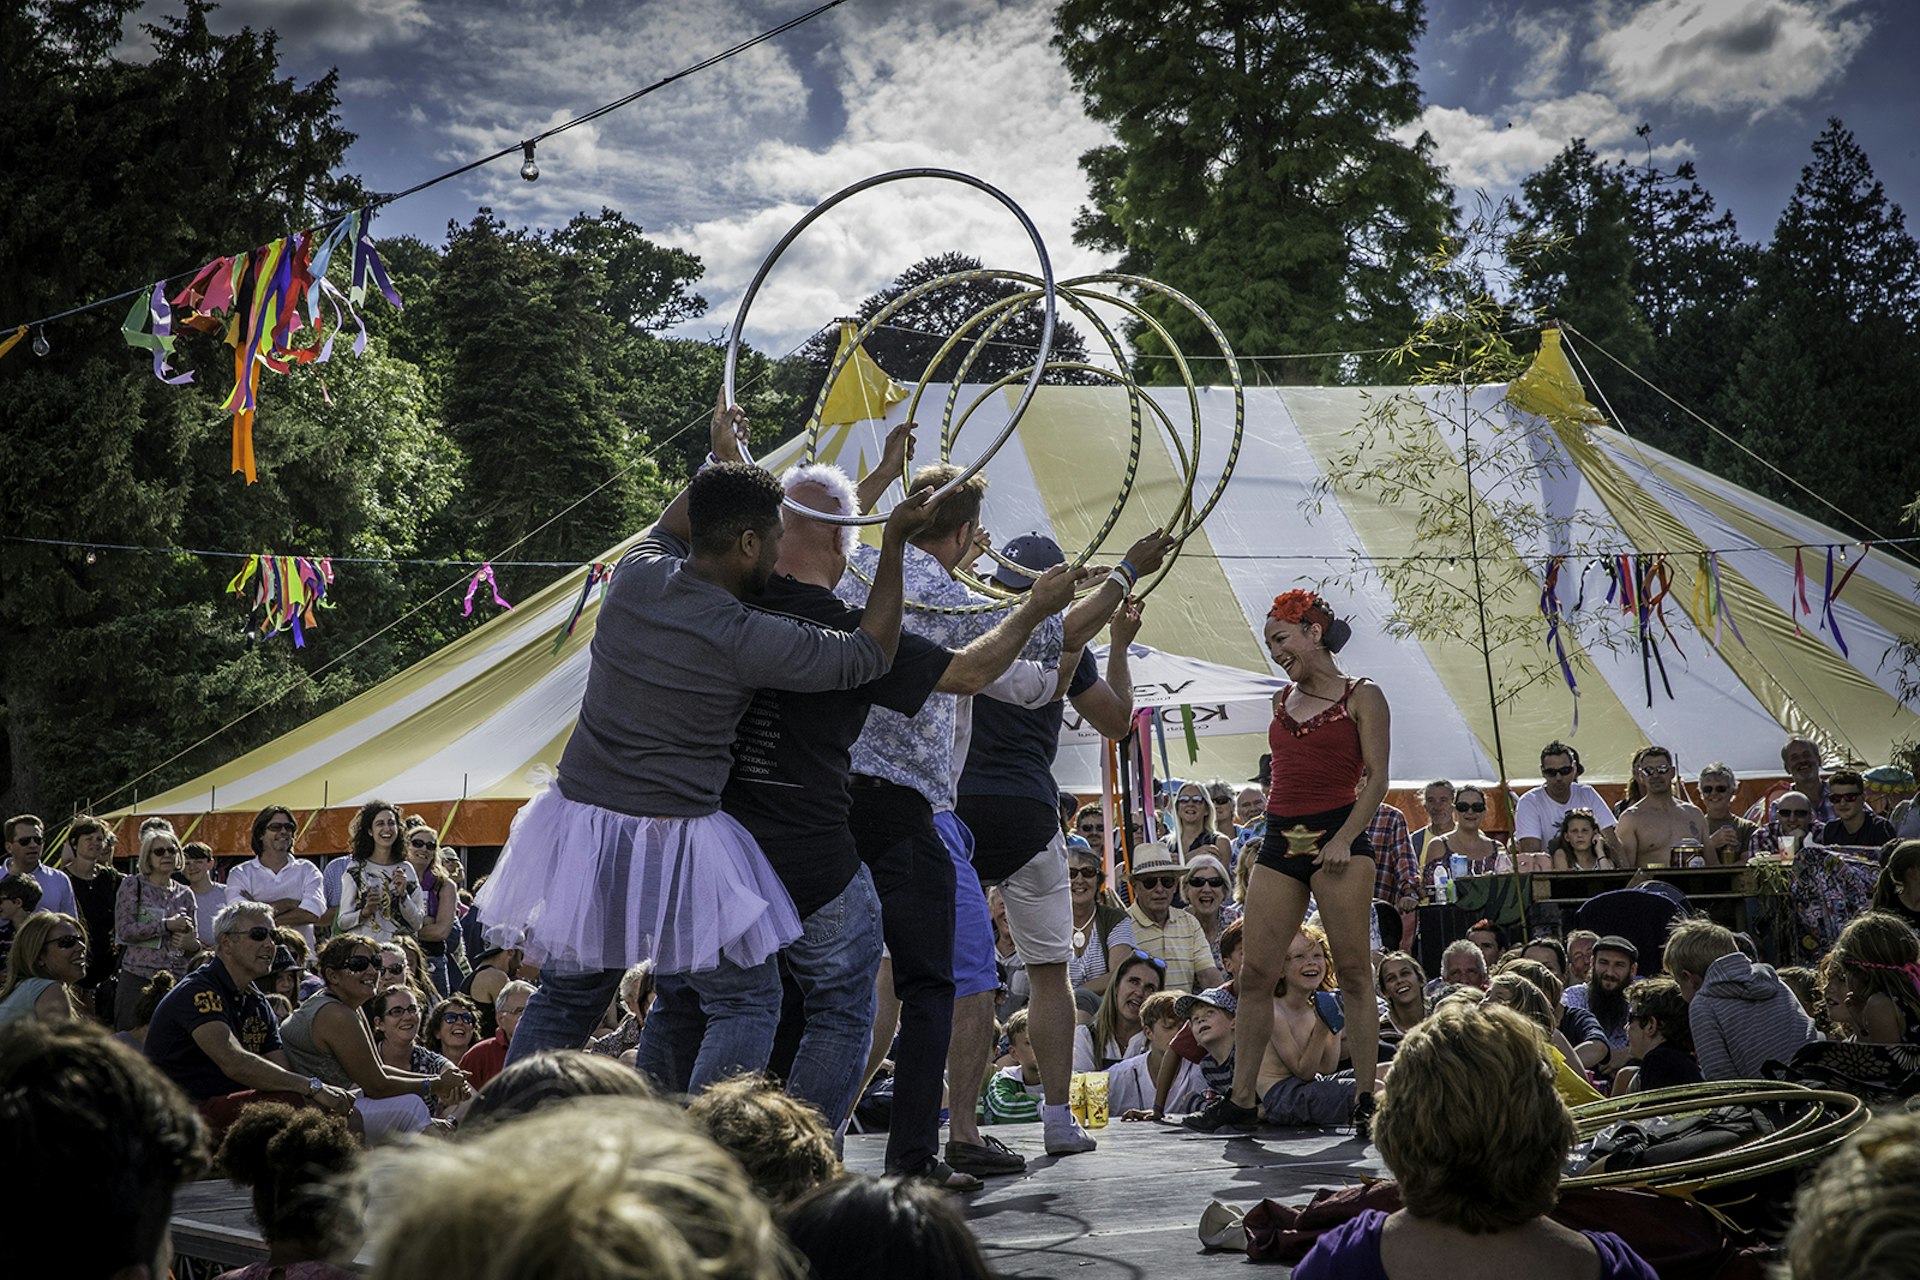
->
[1182, 1095, 1258, 1133]
[1352, 1091, 1377, 1142]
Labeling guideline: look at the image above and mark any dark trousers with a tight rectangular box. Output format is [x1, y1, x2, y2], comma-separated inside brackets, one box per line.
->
[851, 778, 956, 1174]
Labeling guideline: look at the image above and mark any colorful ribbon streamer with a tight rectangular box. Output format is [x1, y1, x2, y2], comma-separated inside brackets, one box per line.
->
[1691, 551, 1748, 649]
[463, 563, 513, 616]
[1539, 556, 1580, 728]
[226, 553, 335, 647]
[120, 282, 193, 386]
[551, 562, 612, 652]
[0, 325, 26, 362]
[1790, 547, 1813, 634]
[1819, 544, 1871, 658]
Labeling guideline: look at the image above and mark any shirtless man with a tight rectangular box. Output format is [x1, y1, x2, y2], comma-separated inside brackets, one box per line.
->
[1612, 746, 1708, 869]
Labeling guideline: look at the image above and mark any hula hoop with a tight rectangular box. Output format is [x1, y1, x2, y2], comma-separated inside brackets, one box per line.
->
[723, 169, 1056, 526]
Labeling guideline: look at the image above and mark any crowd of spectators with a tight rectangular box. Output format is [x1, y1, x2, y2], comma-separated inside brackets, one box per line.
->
[4, 732, 1920, 1275]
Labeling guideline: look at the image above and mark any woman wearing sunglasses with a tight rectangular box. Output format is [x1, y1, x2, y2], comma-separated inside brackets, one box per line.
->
[113, 821, 203, 1029]
[425, 993, 483, 1061]
[280, 933, 471, 1137]
[372, 986, 466, 1120]
[1065, 848, 1136, 1004]
[1188, 589, 1389, 1137]
[403, 819, 463, 997]
[1165, 782, 1237, 866]
[1183, 853, 1239, 968]
[1420, 786, 1511, 891]
[0, 912, 89, 1024]
[1074, 950, 1165, 1071]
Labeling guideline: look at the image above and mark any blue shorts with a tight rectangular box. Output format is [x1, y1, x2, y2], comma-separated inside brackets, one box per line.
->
[936, 810, 999, 999]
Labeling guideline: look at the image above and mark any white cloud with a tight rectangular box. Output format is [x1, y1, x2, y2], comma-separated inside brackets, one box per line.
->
[117, 0, 430, 59]
[1406, 92, 1693, 193]
[1592, 0, 1871, 114]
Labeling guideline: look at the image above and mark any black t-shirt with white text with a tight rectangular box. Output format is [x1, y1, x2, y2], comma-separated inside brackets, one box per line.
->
[723, 575, 953, 916]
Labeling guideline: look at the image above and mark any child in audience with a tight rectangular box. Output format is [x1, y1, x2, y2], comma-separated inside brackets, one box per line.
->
[1177, 986, 1239, 1106]
[215, 1103, 362, 1279]
[688, 1075, 838, 1209]
[1787, 1110, 1920, 1280]
[782, 1175, 992, 1280]
[1613, 978, 1702, 1095]
[1110, 992, 1205, 1116]
[1663, 916, 1815, 1079]
[983, 1009, 1045, 1125]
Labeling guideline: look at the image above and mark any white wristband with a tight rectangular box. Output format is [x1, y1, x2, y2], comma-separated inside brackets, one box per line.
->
[1105, 568, 1134, 594]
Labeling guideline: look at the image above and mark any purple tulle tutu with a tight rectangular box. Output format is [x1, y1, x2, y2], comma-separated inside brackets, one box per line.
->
[474, 782, 801, 974]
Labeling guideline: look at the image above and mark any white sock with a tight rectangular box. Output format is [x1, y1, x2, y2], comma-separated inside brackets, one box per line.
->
[1042, 1103, 1074, 1128]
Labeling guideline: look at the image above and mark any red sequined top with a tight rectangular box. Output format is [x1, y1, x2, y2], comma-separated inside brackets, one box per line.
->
[1266, 678, 1366, 815]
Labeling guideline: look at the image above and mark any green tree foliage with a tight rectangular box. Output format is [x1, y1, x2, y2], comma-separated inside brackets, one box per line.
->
[1716, 120, 1920, 539]
[1053, 0, 1454, 384]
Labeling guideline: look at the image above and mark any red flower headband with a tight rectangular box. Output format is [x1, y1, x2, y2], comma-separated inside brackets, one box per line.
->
[1268, 589, 1334, 629]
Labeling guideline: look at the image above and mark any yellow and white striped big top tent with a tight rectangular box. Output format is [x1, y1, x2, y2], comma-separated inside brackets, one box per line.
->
[110, 339, 1920, 851]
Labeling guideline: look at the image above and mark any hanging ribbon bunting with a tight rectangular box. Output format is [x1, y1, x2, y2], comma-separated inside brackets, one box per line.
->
[1633, 555, 1674, 708]
[551, 562, 612, 652]
[1691, 551, 1750, 649]
[1643, 554, 1685, 660]
[1790, 547, 1813, 634]
[349, 207, 404, 311]
[120, 282, 194, 385]
[226, 552, 335, 646]
[0, 325, 26, 362]
[1819, 543, 1871, 658]
[1539, 556, 1580, 729]
[1132, 708, 1159, 842]
[462, 563, 513, 617]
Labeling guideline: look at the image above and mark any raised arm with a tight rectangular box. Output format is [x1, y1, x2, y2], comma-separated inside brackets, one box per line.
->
[659, 387, 750, 543]
[1059, 531, 1173, 654]
[936, 565, 1084, 694]
[857, 422, 916, 514]
[855, 488, 940, 662]
[1068, 597, 1144, 739]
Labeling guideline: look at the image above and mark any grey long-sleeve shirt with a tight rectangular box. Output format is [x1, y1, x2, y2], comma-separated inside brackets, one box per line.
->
[558, 526, 892, 818]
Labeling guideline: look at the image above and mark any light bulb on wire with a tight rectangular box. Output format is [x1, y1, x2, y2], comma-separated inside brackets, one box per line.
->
[520, 141, 539, 182]
[32, 326, 49, 357]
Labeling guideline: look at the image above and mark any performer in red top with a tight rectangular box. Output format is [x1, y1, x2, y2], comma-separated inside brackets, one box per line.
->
[1185, 588, 1390, 1137]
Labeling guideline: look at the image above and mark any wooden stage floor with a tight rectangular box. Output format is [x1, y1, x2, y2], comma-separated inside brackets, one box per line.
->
[171, 1118, 1383, 1276]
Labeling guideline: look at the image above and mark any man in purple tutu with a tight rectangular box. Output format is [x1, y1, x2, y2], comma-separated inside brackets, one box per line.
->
[479, 393, 934, 1088]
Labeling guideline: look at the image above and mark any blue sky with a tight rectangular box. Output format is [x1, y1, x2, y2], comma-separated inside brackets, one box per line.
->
[122, 0, 1917, 355]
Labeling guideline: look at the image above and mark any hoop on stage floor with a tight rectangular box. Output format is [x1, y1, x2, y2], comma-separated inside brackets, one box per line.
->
[723, 170, 1245, 612]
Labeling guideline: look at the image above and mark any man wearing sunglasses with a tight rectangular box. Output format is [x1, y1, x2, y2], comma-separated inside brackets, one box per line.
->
[1512, 742, 1617, 863]
[1612, 746, 1708, 870]
[4, 814, 76, 918]
[145, 899, 355, 1137]
[1817, 768, 1897, 850]
[1697, 764, 1757, 866]
[1124, 847, 1223, 995]
[226, 806, 326, 953]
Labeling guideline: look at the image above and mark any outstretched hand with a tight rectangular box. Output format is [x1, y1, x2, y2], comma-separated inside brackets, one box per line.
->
[877, 420, 916, 481]
[1025, 563, 1090, 614]
[1111, 595, 1146, 646]
[1123, 528, 1176, 578]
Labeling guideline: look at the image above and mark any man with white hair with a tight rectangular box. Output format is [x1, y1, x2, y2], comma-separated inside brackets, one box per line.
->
[460, 978, 534, 1090]
[639, 434, 1080, 1136]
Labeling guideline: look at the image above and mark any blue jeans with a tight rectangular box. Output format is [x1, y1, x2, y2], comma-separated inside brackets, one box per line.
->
[515, 957, 783, 1090]
[639, 866, 883, 1129]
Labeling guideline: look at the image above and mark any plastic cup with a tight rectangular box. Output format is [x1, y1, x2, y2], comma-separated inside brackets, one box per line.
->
[1777, 835, 1797, 856]
[1085, 1073, 1109, 1129]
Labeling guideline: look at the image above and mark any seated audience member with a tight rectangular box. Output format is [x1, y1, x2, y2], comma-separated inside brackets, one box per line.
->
[1183, 853, 1239, 964]
[1696, 764, 1755, 866]
[423, 992, 481, 1061]
[1376, 951, 1428, 1043]
[587, 960, 654, 1061]
[0, 1020, 210, 1280]
[459, 1049, 652, 1134]
[1748, 791, 1817, 858]
[458, 978, 534, 1089]
[1172, 985, 1239, 1110]
[1422, 786, 1509, 885]
[1819, 769, 1896, 849]
[280, 933, 470, 1137]
[459, 944, 520, 1038]
[373, 940, 434, 1013]
[1870, 840, 1920, 931]
[1292, 1002, 1657, 1280]
[1245, 927, 1358, 1129]
[983, 1007, 1044, 1124]
[1613, 977, 1701, 1095]
[1065, 846, 1134, 1004]
[1786, 1110, 1920, 1280]
[258, 946, 305, 1007]
[1513, 743, 1619, 862]
[1519, 936, 1568, 983]
[1468, 919, 1503, 971]
[1110, 991, 1205, 1116]
[1776, 965, 1820, 1022]
[688, 1075, 838, 1209]
[1549, 808, 1614, 871]
[1123, 848, 1223, 992]
[783, 1175, 993, 1280]
[365, 1097, 791, 1280]
[1816, 955, 1855, 1041]
[0, 911, 88, 1025]
[1663, 916, 1815, 1080]
[1831, 911, 1920, 1048]
[1566, 929, 1600, 983]
[370, 988, 463, 1121]
[144, 902, 357, 1139]
[1073, 951, 1163, 1071]
[215, 1103, 362, 1280]
[1483, 972, 1600, 1106]
[1563, 935, 1638, 1079]
[0, 871, 44, 971]
[1436, 939, 1488, 992]
[115, 822, 203, 1029]
[1511, 940, 1607, 1070]
[1611, 745, 1709, 869]
[115, 971, 177, 1049]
